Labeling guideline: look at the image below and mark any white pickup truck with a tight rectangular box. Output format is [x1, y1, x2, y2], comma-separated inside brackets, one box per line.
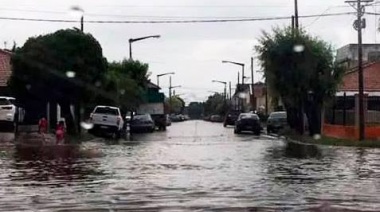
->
[89, 105, 124, 138]
[0, 96, 25, 131]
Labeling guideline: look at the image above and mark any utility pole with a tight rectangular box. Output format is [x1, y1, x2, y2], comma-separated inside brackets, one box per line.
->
[345, 0, 373, 140]
[229, 81, 232, 102]
[251, 57, 255, 111]
[169, 76, 172, 114]
[80, 16, 84, 32]
[294, 0, 299, 29]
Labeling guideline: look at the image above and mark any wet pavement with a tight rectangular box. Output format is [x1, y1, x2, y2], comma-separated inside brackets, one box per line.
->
[0, 120, 380, 211]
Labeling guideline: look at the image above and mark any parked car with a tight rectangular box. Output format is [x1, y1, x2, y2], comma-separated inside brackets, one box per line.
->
[166, 114, 172, 126]
[210, 115, 223, 122]
[234, 113, 261, 135]
[0, 97, 16, 129]
[0, 96, 25, 131]
[267, 111, 287, 134]
[130, 114, 155, 133]
[224, 110, 240, 127]
[89, 105, 124, 138]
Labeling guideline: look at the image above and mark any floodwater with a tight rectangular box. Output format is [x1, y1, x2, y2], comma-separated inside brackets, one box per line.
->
[0, 120, 379, 211]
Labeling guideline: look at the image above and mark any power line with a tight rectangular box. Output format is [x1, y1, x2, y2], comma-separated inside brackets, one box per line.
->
[0, 12, 357, 24]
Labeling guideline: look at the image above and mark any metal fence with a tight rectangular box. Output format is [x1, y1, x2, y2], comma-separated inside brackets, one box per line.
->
[325, 95, 380, 126]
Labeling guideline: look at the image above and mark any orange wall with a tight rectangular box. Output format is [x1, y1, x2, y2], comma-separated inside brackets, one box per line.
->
[323, 124, 380, 140]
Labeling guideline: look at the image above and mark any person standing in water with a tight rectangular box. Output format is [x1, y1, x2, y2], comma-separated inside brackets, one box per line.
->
[56, 120, 65, 144]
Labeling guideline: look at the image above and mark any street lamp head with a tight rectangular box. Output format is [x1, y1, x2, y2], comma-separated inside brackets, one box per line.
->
[69, 6, 84, 17]
[157, 72, 175, 77]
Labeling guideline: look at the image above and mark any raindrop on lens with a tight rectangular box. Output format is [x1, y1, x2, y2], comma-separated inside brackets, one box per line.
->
[81, 122, 94, 130]
[26, 84, 31, 90]
[120, 89, 125, 95]
[95, 81, 102, 87]
[293, 44, 305, 53]
[66, 71, 76, 78]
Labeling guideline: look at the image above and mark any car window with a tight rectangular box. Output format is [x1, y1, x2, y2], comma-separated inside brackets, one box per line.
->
[94, 107, 119, 115]
[239, 114, 259, 119]
[133, 115, 151, 121]
[269, 112, 287, 119]
[0, 98, 11, 105]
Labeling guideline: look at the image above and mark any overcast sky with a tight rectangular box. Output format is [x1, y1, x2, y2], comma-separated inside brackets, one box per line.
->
[1, 0, 379, 104]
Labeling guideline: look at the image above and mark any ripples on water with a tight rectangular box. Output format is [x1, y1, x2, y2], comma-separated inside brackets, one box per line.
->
[0, 121, 380, 211]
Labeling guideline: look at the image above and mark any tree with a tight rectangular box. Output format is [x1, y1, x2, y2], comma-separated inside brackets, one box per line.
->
[204, 93, 227, 116]
[166, 96, 185, 114]
[187, 102, 204, 119]
[256, 27, 344, 135]
[96, 59, 149, 112]
[9, 29, 107, 134]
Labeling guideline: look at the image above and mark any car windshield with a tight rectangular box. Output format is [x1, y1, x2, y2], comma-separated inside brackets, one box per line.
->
[94, 107, 118, 115]
[239, 114, 258, 119]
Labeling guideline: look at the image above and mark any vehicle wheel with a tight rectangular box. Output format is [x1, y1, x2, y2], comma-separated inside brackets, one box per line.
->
[254, 130, 261, 136]
[267, 128, 271, 134]
[234, 129, 240, 134]
[223, 123, 227, 127]
[150, 128, 154, 133]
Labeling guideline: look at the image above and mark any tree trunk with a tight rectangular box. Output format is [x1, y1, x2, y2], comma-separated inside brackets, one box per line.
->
[60, 101, 78, 135]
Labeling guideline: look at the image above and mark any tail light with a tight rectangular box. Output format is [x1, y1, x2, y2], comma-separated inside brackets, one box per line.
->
[117, 117, 121, 125]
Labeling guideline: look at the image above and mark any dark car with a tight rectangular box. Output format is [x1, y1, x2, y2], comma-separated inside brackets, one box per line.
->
[130, 114, 155, 133]
[234, 113, 261, 135]
[266, 111, 287, 134]
[224, 111, 240, 127]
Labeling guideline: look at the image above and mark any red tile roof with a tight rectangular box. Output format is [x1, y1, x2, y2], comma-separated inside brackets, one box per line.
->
[339, 62, 380, 92]
[0, 49, 12, 87]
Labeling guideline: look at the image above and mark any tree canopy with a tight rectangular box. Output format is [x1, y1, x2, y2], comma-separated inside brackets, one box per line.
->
[256, 27, 344, 135]
[204, 93, 227, 116]
[9, 29, 107, 134]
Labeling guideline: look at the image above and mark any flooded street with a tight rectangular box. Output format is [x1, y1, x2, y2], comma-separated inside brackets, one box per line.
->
[0, 120, 380, 211]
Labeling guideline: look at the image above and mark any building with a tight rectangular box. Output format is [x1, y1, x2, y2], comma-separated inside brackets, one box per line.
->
[336, 44, 380, 69]
[0, 49, 12, 95]
[338, 61, 380, 94]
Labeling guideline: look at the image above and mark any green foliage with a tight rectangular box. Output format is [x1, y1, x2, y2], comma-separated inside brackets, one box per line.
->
[204, 93, 227, 116]
[166, 96, 185, 114]
[98, 59, 149, 111]
[187, 102, 204, 119]
[256, 27, 344, 134]
[9, 29, 107, 134]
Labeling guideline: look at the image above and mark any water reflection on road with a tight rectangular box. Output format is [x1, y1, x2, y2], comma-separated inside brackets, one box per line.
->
[0, 120, 379, 211]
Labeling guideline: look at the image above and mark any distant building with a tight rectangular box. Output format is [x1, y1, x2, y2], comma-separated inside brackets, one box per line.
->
[0, 49, 12, 95]
[336, 44, 380, 69]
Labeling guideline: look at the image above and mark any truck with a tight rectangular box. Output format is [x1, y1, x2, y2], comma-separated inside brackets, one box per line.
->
[136, 102, 168, 131]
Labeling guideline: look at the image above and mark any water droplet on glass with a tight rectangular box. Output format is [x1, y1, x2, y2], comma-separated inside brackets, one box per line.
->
[293, 44, 305, 53]
[66, 71, 76, 78]
[95, 81, 102, 87]
[81, 122, 94, 130]
[120, 89, 125, 95]
[26, 84, 31, 90]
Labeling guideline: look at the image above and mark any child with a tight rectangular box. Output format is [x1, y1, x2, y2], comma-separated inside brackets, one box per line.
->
[38, 117, 48, 134]
[56, 121, 65, 145]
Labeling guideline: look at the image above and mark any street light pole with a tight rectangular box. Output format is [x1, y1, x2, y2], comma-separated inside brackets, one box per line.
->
[157, 72, 175, 87]
[212, 80, 227, 100]
[128, 35, 161, 60]
[80, 15, 84, 32]
[294, 0, 299, 29]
